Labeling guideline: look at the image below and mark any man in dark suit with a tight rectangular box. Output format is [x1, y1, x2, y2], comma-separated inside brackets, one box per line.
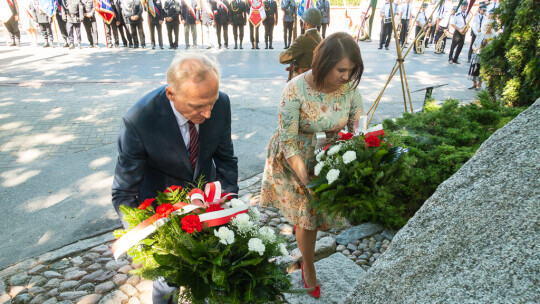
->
[262, 0, 277, 49]
[123, 0, 146, 48]
[82, 0, 99, 47]
[147, 0, 165, 49]
[212, 0, 230, 49]
[112, 53, 238, 304]
[1, 0, 21, 46]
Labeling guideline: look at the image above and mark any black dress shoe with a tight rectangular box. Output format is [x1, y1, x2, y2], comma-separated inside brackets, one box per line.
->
[385, 46, 389, 50]
[378, 46, 383, 49]
[160, 46, 164, 49]
[239, 45, 243, 49]
[43, 43, 50, 48]
[468, 86, 475, 90]
[152, 45, 156, 49]
[141, 45, 146, 49]
[169, 46, 173, 49]
[453, 59, 461, 64]
[234, 45, 238, 49]
[63, 42, 69, 48]
[255, 45, 260, 49]
[269, 46, 273, 49]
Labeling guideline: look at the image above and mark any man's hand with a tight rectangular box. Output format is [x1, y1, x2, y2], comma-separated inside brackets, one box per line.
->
[166, 17, 172, 22]
[14, 14, 19, 21]
[159, 20, 163, 24]
[116, 21, 121, 26]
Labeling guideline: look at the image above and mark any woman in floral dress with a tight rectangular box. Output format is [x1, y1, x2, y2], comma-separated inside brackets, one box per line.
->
[260, 32, 364, 298]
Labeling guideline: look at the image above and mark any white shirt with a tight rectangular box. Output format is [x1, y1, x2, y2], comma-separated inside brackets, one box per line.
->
[169, 100, 199, 151]
[437, 3, 453, 27]
[486, 2, 499, 12]
[416, 9, 428, 26]
[380, 3, 398, 18]
[450, 11, 472, 29]
[399, 3, 411, 20]
[472, 12, 486, 35]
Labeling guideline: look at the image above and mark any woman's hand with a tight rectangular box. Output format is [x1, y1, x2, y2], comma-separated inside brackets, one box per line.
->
[286, 155, 311, 187]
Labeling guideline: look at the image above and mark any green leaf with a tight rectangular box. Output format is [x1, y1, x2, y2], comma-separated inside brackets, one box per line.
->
[211, 265, 226, 285]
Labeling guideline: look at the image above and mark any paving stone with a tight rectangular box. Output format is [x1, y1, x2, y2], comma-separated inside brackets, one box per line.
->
[100, 250, 113, 258]
[82, 253, 101, 261]
[9, 286, 27, 297]
[80, 270, 105, 284]
[135, 280, 153, 293]
[97, 290, 128, 304]
[76, 294, 102, 304]
[139, 291, 152, 304]
[95, 258, 113, 264]
[71, 257, 84, 266]
[63, 266, 80, 274]
[117, 265, 132, 275]
[94, 281, 116, 294]
[77, 283, 95, 292]
[0, 280, 6, 296]
[50, 259, 70, 270]
[27, 275, 47, 287]
[9, 273, 30, 286]
[119, 284, 139, 297]
[58, 291, 88, 301]
[43, 278, 61, 289]
[12, 293, 32, 304]
[127, 297, 141, 304]
[104, 260, 129, 271]
[93, 271, 115, 283]
[43, 271, 62, 279]
[59, 280, 80, 291]
[85, 263, 102, 272]
[48, 288, 59, 297]
[258, 213, 269, 223]
[27, 265, 47, 276]
[125, 276, 140, 286]
[90, 245, 109, 254]
[43, 298, 58, 304]
[58, 301, 75, 304]
[28, 286, 46, 294]
[0, 259, 38, 279]
[30, 294, 48, 304]
[113, 274, 128, 286]
[64, 270, 88, 281]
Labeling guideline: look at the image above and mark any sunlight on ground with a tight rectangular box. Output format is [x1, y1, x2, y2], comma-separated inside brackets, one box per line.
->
[16, 149, 46, 163]
[89, 157, 112, 168]
[26, 190, 71, 211]
[0, 113, 12, 119]
[76, 171, 114, 193]
[0, 102, 15, 107]
[231, 134, 239, 140]
[244, 131, 257, 139]
[37, 231, 53, 245]
[1, 167, 41, 187]
[0, 121, 23, 131]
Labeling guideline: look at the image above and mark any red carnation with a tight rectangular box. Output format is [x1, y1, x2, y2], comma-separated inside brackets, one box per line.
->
[164, 185, 182, 193]
[205, 203, 224, 213]
[339, 132, 353, 140]
[365, 135, 381, 147]
[156, 203, 174, 219]
[181, 215, 203, 233]
[138, 198, 155, 210]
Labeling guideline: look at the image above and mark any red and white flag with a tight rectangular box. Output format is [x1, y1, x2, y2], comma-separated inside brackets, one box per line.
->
[248, 0, 265, 27]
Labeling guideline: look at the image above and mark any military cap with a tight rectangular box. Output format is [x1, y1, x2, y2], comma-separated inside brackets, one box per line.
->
[301, 7, 322, 27]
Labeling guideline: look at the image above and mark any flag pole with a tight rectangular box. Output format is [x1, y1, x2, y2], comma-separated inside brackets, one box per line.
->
[52, 14, 61, 47]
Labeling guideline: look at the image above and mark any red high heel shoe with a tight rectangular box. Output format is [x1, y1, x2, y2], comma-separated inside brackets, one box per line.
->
[301, 263, 321, 298]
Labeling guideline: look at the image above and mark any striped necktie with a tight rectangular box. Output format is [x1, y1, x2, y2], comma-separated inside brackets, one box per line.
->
[188, 121, 198, 170]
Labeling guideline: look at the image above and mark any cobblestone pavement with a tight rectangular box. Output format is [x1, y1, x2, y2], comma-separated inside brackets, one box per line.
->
[0, 173, 395, 304]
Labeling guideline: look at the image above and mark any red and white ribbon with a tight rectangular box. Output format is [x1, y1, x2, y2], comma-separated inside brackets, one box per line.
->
[111, 182, 244, 260]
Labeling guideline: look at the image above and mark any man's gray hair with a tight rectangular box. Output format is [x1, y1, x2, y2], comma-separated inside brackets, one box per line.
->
[166, 53, 220, 92]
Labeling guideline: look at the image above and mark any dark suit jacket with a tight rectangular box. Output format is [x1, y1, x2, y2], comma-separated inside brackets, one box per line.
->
[112, 86, 239, 221]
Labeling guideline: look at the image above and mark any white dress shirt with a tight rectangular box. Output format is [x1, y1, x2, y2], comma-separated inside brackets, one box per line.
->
[169, 100, 199, 151]
[472, 12, 486, 35]
[450, 11, 472, 29]
[399, 3, 411, 20]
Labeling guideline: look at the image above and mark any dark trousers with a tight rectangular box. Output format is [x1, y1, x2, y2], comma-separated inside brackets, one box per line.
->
[263, 22, 274, 45]
[4, 17, 20, 43]
[317, 23, 327, 38]
[105, 21, 119, 46]
[83, 16, 98, 45]
[216, 23, 228, 47]
[449, 30, 465, 61]
[39, 23, 54, 44]
[413, 25, 428, 53]
[232, 24, 244, 45]
[434, 26, 447, 53]
[56, 13, 69, 43]
[468, 32, 476, 61]
[249, 23, 259, 46]
[283, 21, 293, 47]
[399, 19, 409, 45]
[428, 24, 436, 43]
[166, 20, 179, 47]
[130, 20, 146, 47]
[153, 277, 176, 304]
[150, 23, 163, 47]
[67, 22, 82, 44]
[118, 22, 133, 46]
[379, 21, 393, 47]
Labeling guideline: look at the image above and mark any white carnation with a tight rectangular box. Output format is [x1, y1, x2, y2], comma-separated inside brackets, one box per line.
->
[248, 238, 266, 256]
[248, 206, 261, 222]
[316, 150, 325, 162]
[326, 169, 340, 185]
[214, 227, 235, 245]
[258, 226, 277, 244]
[231, 213, 256, 236]
[314, 162, 324, 176]
[279, 243, 289, 256]
[342, 151, 357, 164]
[230, 199, 247, 208]
[233, 213, 250, 223]
[327, 144, 341, 156]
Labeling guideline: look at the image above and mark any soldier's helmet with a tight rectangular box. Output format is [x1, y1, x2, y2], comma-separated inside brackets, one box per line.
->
[301, 7, 322, 27]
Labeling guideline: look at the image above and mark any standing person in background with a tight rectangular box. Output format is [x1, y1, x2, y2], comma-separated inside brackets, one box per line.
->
[427, 0, 437, 45]
[413, 2, 430, 54]
[316, 0, 329, 38]
[103, 5, 120, 48]
[229, 0, 247, 49]
[262, 0, 277, 49]
[248, 0, 261, 49]
[398, 0, 412, 47]
[147, 0, 165, 49]
[123, 0, 146, 48]
[112, 0, 132, 48]
[29, 0, 54, 47]
[163, 0, 180, 49]
[378, 0, 396, 50]
[213, 0, 230, 49]
[55, 0, 70, 47]
[281, 0, 295, 49]
[180, 0, 199, 49]
[448, 1, 471, 64]
[1, 0, 21, 47]
[82, 0, 99, 47]
[65, 0, 84, 49]
[468, 4, 486, 63]
[19, 0, 39, 47]
[433, 0, 453, 54]
[468, 19, 496, 91]
[200, 0, 214, 49]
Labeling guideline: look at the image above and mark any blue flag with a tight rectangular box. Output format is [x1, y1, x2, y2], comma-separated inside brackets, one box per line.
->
[39, 0, 57, 17]
[297, 0, 312, 17]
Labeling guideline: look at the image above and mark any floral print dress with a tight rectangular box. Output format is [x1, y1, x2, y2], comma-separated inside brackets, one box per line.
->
[260, 75, 364, 230]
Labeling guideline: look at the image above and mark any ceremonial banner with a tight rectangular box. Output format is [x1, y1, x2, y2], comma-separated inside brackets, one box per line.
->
[95, 0, 115, 24]
[297, 0, 311, 17]
[248, 0, 265, 27]
[215, 0, 228, 13]
[142, 0, 161, 18]
[39, 0, 57, 17]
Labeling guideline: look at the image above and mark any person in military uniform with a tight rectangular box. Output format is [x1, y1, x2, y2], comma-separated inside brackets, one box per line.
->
[81, 0, 99, 47]
[279, 7, 321, 80]
[29, 0, 55, 47]
[112, 0, 133, 47]
[281, 0, 295, 49]
[164, 0, 181, 49]
[123, 0, 146, 48]
[180, 0, 199, 48]
[65, 0, 84, 49]
[316, 0, 329, 38]
[213, 0, 230, 49]
[200, 0, 214, 49]
[378, 0, 397, 50]
[229, 0, 247, 49]
[1, 0, 21, 46]
[104, 5, 120, 47]
[468, 4, 486, 63]
[147, 0, 164, 49]
[55, 0, 70, 47]
[448, 1, 471, 64]
[262, 0, 277, 49]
